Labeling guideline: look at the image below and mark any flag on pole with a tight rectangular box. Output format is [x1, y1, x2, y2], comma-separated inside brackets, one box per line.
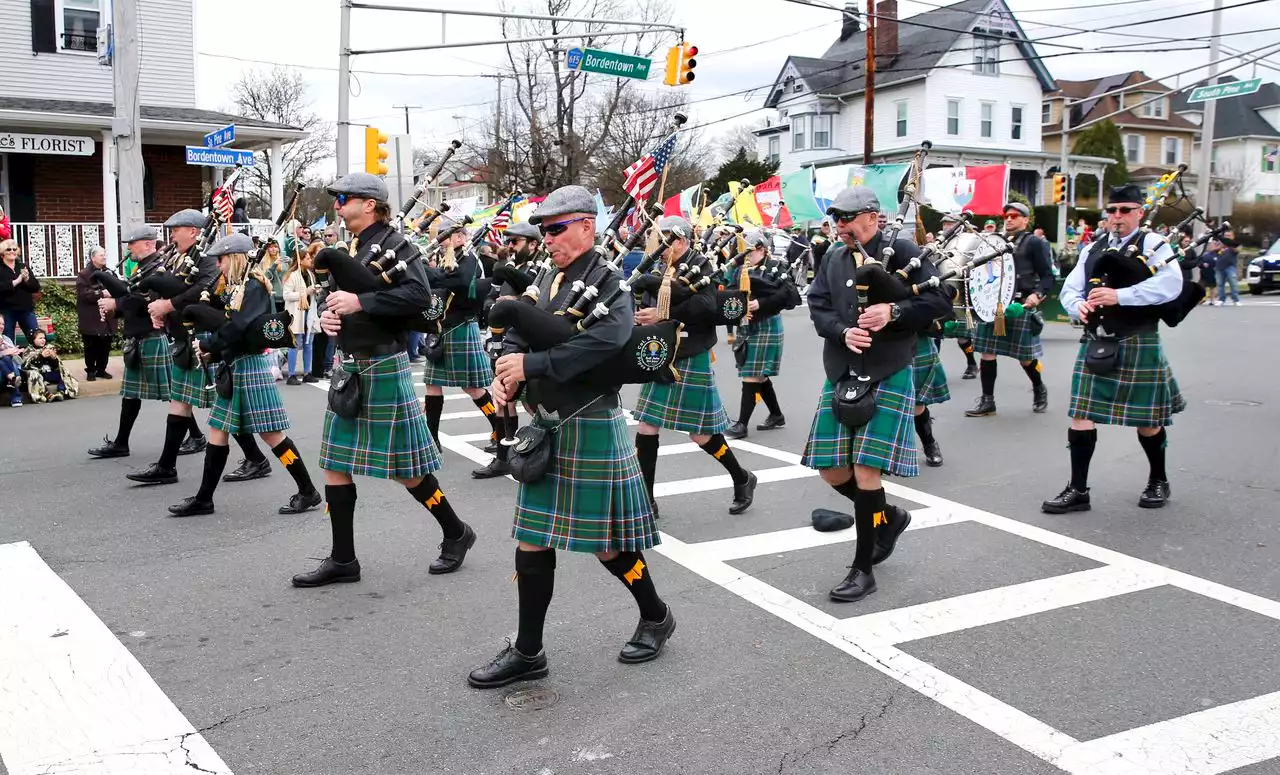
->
[211, 185, 235, 224]
[752, 176, 783, 226]
[921, 165, 1010, 215]
[310, 215, 327, 230]
[780, 169, 824, 223]
[623, 133, 679, 200]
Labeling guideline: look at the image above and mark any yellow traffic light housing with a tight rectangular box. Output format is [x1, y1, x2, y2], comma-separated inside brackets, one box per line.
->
[1051, 174, 1067, 205]
[664, 42, 697, 87]
[663, 45, 681, 87]
[365, 126, 389, 175]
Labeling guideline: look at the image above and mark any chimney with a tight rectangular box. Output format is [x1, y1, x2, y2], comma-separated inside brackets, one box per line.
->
[839, 2, 861, 41]
[875, 0, 899, 58]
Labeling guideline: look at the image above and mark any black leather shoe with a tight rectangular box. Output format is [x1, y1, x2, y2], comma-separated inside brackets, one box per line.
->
[98, 370, 114, 380]
[223, 457, 271, 483]
[429, 523, 477, 574]
[830, 567, 877, 602]
[468, 642, 549, 688]
[729, 471, 757, 515]
[303, 374, 320, 384]
[178, 436, 207, 456]
[871, 506, 912, 565]
[923, 438, 943, 467]
[279, 489, 322, 515]
[286, 375, 302, 386]
[965, 394, 996, 417]
[471, 458, 510, 479]
[168, 496, 214, 517]
[126, 463, 178, 485]
[756, 413, 786, 431]
[85, 372, 97, 382]
[1033, 384, 1049, 413]
[618, 607, 676, 664]
[1138, 480, 1171, 509]
[292, 556, 361, 587]
[88, 437, 130, 458]
[962, 363, 978, 380]
[482, 438, 500, 454]
[1042, 484, 1091, 514]
[724, 421, 748, 440]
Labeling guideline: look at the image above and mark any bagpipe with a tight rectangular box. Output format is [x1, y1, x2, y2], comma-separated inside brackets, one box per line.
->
[393, 139, 462, 233]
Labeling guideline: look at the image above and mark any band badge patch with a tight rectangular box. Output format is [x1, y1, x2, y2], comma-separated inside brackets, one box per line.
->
[423, 293, 447, 321]
[635, 335, 670, 372]
[262, 318, 287, 342]
[721, 296, 746, 321]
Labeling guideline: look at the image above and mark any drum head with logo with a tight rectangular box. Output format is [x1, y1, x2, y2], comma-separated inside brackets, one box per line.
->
[965, 237, 1016, 323]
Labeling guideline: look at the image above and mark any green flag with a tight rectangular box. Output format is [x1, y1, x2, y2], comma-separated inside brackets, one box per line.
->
[781, 169, 825, 223]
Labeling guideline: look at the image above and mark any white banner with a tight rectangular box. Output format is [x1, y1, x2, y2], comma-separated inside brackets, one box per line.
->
[0, 132, 95, 156]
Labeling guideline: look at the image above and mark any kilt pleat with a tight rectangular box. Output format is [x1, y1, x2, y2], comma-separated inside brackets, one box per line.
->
[321, 351, 442, 479]
[169, 355, 214, 408]
[971, 310, 1044, 361]
[1068, 333, 1186, 427]
[513, 408, 658, 553]
[208, 353, 290, 435]
[634, 350, 730, 434]
[421, 320, 494, 388]
[801, 366, 919, 477]
[120, 335, 171, 401]
[913, 336, 950, 406]
[736, 314, 784, 379]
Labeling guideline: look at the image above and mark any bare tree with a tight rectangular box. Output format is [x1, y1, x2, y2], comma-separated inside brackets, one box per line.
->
[591, 89, 712, 202]
[713, 121, 764, 164]
[1212, 159, 1260, 202]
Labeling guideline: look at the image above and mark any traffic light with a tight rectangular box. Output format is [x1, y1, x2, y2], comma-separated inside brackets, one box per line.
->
[365, 126, 389, 175]
[1051, 174, 1067, 205]
[663, 42, 697, 86]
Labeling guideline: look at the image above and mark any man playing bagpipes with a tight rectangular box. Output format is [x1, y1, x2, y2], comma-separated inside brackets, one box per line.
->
[1042, 183, 1187, 514]
[802, 186, 951, 603]
[468, 185, 674, 689]
[965, 201, 1054, 418]
[292, 172, 477, 588]
[168, 232, 322, 518]
[632, 215, 759, 518]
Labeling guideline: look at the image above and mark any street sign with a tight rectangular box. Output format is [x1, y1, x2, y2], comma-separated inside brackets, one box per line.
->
[1188, 78, 1263, 103]
[203, 124, 236, 148]
[184, 146, 255, 167]
[566, 47, 651, 81]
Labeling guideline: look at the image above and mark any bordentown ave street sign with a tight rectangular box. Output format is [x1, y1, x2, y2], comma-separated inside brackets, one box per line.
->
[1188, 78, 1263, 103]
[566, 47, 651, 81]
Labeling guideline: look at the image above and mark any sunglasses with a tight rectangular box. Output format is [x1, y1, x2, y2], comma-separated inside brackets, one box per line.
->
[540, 216, 590, 237]
[1003, 212, 1024, 218]
[1105, 206, 1140, 215]
[831, 212, 865, 224]
[334, 194, 352, 206]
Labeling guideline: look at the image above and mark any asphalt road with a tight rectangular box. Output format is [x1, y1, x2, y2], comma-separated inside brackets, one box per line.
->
[2, 297, 1278, 775]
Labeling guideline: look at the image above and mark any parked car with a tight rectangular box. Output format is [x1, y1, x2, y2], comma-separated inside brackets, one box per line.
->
[1245, 241, 1280, 295]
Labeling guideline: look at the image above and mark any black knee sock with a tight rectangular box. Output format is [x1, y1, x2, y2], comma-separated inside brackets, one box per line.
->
[515, 548, 556, 656]
[602, 551, 668, 623]
[157, 414, 188, 469]
[853, 487, 887, 573]
[737, 382, 759, 425]
[914, 408, 936, 446]
[116, 397, 142, 447]
[194, 443, 230, 502]
[759, 378, 782, 416]
[1021, 359, 1044, 388]
[960, 340, 976, 366]
[234, 432, 267, 463]
[635, 433, 659, 499]
[185, 413, 204, 441]
[1068, 428, 1098, 491]
[271, 437, 315, 494]
[472, 391, 504, 439]
[423, 394, 445, 442]
[1138, 429, 1168, 483]
[326, 483, 358, 563]
[407, 474, 465, 540]
[979, 359, 997, 395]
[834, 478, 859, 506]
[700, 433, 749, 485]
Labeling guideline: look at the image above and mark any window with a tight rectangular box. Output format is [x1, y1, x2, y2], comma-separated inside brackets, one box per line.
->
[980, 102, 994, 139]
[1163, 137, 1182, 165]
[57, 0, 102, 53]
[973, 33, 999, 75]
[783, 76, 794, 94]
[1041, 101, 1053, 125]
[792, 115, 807, 152]
[1011, 106, 1023, 140]
[1263, 144, 1279, 173]
[1125, 134, 1143, 164]
[947, 100, 960, 136]
[793, 80, 804, 94]
[1141, 97, 1166, 119]
[767, 136, 780, 165]
[896, 101, 908, 138]
[812, 114, 832, 150]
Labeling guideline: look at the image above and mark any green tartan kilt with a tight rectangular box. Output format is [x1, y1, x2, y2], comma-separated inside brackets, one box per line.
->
[634, 350, 730, 434]
[120, 335, 171, 401]
[940, 309, 972, 341]
[421, 320, 494, 388]
[971, 310, 1044, 361]
[208, 353, 290, 435]
[801, 365, 919, 477]
[169, 357, 214, 408]
[913, 336, 950, 406]
[736, 314, 784, 379]
[321, 351, 442, 479]
[513, 407, 658, 553]
[1068, 333, 1186, 427]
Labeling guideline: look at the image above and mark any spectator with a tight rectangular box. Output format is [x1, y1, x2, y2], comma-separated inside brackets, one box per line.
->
[0, 312, 24, 406]
[984, 219, 998, 233]
[76, 246, 117, 382]
[284, 223, 312, 259]
[282, 242, 322, 385]
[1212, 230, 1241, 306]
[0, 203, 11, 240]
[1033, 226, 1047, 240]
[1173, 233, 1199, 287]
[122, 249, 139, 279]
[22, 330, 77, 402]
[232, 197, 249, 231]
[260, 238, 288, 308]
[1078, 218, 1093, 245]
[1198, 243, 1218, 304]
[0, 239, 42, 344]
[322, 227, 339, 247]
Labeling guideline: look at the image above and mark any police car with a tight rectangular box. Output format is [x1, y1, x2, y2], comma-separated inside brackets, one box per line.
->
[1245, 241, 1280, 295]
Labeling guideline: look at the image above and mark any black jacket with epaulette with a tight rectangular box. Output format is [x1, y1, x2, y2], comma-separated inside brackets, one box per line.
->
[334, 220, 431, 354]
[203, 276, 272, 361]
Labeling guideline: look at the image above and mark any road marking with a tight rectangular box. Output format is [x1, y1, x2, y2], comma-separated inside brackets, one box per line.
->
[0, 542, 232, 775]
[696, 506, 955, 561]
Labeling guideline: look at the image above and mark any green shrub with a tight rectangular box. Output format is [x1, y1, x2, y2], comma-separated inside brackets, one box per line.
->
[35, 280, 84, 355]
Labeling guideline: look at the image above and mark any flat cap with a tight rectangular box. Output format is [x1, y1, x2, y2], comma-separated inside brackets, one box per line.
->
[743, 228, 770, 249]
[1107, 183, 1145, 205]
[657, 215, 693, 239]
[504, 221, 541, 241]
[940, 213, 961, 224]
[327, 172, 390, 203]
[528, 185, 596, 225]
[205, 232, 255, 257]
[1002, 201, 1030, 216]
[121, 224, 158, 243]
[826, 186, 881, 216]
[165, 209, 206, 229]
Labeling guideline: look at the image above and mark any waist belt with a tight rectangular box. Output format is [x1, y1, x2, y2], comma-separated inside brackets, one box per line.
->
[348, 342, 403, 358]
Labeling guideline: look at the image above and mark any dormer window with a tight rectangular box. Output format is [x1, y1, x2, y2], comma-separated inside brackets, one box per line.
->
[784, 76, 796, 94]
[1141, 97, 1167, 119]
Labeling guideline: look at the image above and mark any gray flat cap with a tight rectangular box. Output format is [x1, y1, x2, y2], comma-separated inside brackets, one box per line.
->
[1002, 201, 1030, 216]
[504, 222, 541, 241]
[528, 185, 596, 225]
[205, 232, 255, 257]
[657, 215, 693, 239]
[121, 224, 158, 243]
[743, 228, 770, 249]
[826, 186, 881, 216]
[165, 208, 206, 228]
[327, 172, 390, 202]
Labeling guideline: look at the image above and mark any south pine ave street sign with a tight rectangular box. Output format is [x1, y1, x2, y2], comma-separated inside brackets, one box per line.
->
[566, 47, 651, 81]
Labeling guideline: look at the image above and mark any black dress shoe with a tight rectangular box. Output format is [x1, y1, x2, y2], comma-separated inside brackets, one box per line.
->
[468, 642, 549, 688]
[618, 607, 676, 664]
[871, 506, 912, 565]
[724, 421, 748, 440]
[286, 375, 302, 386]
[85, 372, 97, 382]
[471, 458, 510, 479]
[279, 489, 322, 515]
[923, 438, 943, 467]
[1138, 480, 1171, 509]
[756, 413, 786, 431]
[88, 437, 130, 458]
[292, 556, 361, 587]
[965, 395, 996, 417]
[729, 471, 757, 515]
[168, 496, 214, 517]
[126, 463, 178, 485]
[98, 371, 114, 380]
[303, 374, 320, 384]
[223, 457, 271, 483]
[1033, 384, 1049, 413]
[429, 524, 477, 574]
[178, 436, 207, 456]
[1042, 484, 1091, 514]
[830, 567, 877, 602]
[482, 438, 500, 454]
[962, 363, 978, 380]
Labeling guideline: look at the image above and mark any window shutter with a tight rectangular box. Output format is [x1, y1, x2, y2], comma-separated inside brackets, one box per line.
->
[31, 0, 57, 53]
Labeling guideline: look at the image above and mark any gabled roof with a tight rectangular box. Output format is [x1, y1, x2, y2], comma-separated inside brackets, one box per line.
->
[1170, 75, 1280, 140]
[764, 56, 865, 108]
[1047, 72, 1199, 133]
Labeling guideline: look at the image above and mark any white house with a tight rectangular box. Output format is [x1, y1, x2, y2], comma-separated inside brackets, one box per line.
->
[1172, 76, 1280, 206]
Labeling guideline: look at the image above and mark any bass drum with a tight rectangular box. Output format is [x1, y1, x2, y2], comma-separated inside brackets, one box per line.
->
[962, 233, 1016, 323]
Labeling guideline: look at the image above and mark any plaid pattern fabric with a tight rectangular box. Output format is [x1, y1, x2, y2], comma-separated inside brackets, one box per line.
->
[736, 314, 784, 379]
[513, 407, 659, 553]
[169, 361, 214, 408]
[801, 365, 919, 477]
[421, 321, 494, 388]
[913, 336, 950, 406]
[1068, 333, 1186, 427]
[943, 312, 973, 341]
[208, 353, 290, 435]
[971, 310, 1044, 361]
[120, 336, 171, 401]
[634, 350, 730, 434]
[321, 351, 442, 479]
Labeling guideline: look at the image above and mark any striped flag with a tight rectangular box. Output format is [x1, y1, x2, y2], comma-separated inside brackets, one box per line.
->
[211, 185, 234, 223]
[623, 133, 678, 200]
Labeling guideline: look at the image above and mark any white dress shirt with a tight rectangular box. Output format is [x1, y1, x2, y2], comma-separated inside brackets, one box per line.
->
[1060, 229, 1183, 321]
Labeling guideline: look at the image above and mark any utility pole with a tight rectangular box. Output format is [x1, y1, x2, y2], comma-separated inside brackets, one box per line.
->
[393, 104, 419, 135]
[112, 0, 143, 236]
[1057, 99, 1070, 249]
[1195, 0, 1225, 224]
[337, 0, 352, 178]
[863, 6, 876, 166]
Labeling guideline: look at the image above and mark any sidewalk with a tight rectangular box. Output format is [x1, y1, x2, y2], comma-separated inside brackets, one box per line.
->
[62, 355, 127, 399]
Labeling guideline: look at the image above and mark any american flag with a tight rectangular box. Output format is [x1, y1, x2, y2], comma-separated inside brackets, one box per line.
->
[623, 133, 678, 200]
[1267, 147, 1279, 162]
[492, 210, 510, 231]
[211, 185, 235, 223]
